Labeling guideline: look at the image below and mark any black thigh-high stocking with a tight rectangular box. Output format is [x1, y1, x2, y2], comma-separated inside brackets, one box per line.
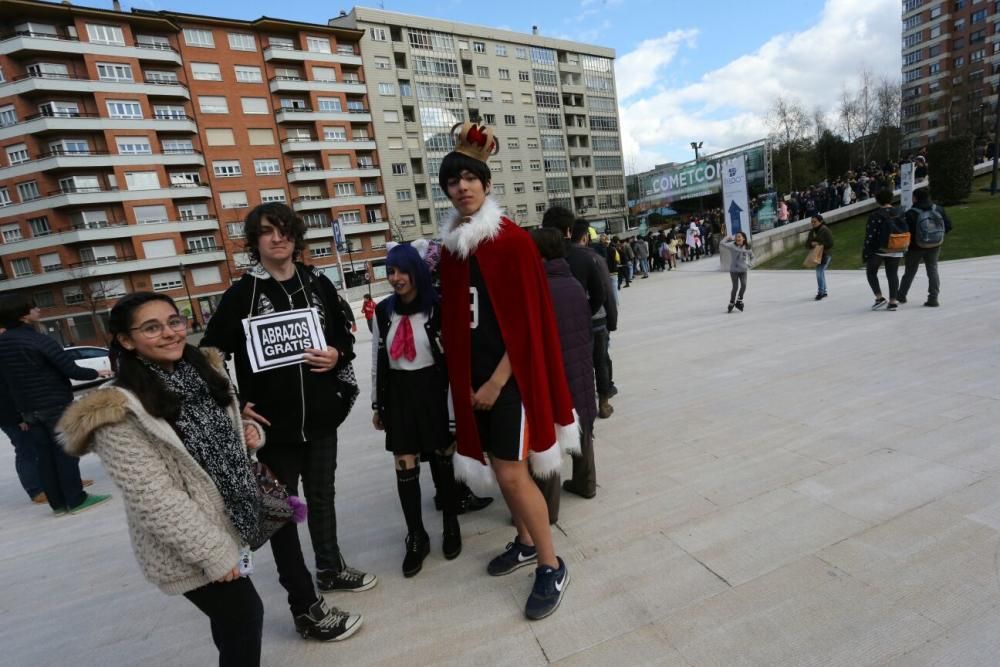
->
[395, 465, 424, 535]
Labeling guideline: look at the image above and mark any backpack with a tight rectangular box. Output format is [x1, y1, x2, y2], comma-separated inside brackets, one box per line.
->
[881, 209, 910, 252]
[914, 205, 946, 248]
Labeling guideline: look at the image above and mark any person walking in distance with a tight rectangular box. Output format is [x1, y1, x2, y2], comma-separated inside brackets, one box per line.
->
[898, 188, 952, 307]
[200, 202, 371, 642]
[59, 292, 269, 666]
[371, 243, 463, 577]
[437, 121, 577, 620]
[361, 294, 376, 332]
[806, 214, 834, 300]
[721, 233, 753, 313]
[0, 294, 112, 515]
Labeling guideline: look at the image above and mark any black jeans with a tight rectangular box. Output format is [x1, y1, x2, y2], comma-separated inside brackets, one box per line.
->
[866, 255, 900, 300]
[899, 246, 941, 300]
[729, 272, 747, 303]
[592, 323, 611, 397]
[183, 578, 263, 667]
[24, 405, 85, 510]
[257, 435, 340, 615]
[2, 421, 42, 499]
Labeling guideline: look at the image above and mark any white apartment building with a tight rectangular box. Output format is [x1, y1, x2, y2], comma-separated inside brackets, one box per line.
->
[330, 8, 628, 241]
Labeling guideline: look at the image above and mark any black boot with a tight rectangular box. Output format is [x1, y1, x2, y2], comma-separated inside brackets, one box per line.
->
[402, 530, 430, 577]
[442, 514, 462, 560]
[396, 466, 427, 577]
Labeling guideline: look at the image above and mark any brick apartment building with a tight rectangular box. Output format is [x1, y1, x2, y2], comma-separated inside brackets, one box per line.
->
[0, 0, 388, 345]
[900, 0, 1000, 151]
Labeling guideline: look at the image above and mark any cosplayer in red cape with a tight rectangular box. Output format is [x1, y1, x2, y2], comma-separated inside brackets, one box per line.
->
[438, 120, 577, 621]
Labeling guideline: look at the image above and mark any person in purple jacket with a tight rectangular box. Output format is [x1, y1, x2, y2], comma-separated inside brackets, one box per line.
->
[530, 228, 599, 521]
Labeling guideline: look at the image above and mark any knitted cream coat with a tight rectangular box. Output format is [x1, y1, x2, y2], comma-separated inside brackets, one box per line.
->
[58, 351, 263, 596]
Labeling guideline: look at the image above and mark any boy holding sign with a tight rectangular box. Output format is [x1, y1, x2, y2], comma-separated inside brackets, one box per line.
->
[201, 203, 373, 642]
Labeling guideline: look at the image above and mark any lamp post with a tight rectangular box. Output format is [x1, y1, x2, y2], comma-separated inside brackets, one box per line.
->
[991, 87, 1000, 195]
[177, 262, 200, 331]
[690, 141, 703, 162]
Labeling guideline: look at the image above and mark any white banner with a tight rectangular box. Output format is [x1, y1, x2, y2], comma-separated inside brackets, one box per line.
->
[242, 307, 327, 373]
[722, 157, 751, 242]
[900, 162, 914, 211]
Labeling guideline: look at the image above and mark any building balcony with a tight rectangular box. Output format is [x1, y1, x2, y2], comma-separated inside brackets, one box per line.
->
[281, 138, 377, 153]
[568, 146, 592, 157]
[274, 107, 372, 124]
[2, 185, 212, 217]
[0, 217, 219, 257]
[561, 83, 585, 95]
[0, 112, 197, 142]
[268, 76, 366, 95]
[1, 249, 226, 290]
[566, 123, 589, 134]
[263, 45, 362, 66]
[291, 194, 386, 212]
[286, 166, 381, 183]
[572, 185, 597, 197]
[304, 220, 389, 241]
[1, 73, 189, 99]
[0, 32, 183, 64]
[0, 150, 204, 180]
[558, 60, 582, 72]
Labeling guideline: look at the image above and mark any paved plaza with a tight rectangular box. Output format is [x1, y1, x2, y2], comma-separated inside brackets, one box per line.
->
[2, 256, 999, 666]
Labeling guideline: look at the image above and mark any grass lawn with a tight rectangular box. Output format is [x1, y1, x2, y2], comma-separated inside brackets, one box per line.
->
[759, 174, 1000, 270]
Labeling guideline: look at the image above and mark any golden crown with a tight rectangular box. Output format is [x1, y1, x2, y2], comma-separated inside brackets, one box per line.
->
[450, 121, 499, 163]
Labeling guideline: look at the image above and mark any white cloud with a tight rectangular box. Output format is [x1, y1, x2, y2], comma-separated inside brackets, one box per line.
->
[617, 0, 902, 170]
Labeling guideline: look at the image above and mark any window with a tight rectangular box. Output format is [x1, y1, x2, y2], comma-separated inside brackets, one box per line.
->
[115, 137, 152, 155]
[234, 66, 262, 83]
[86, 23, 125, 45]
[522, 93, 533, 104]
[254, 159, 281, 175]
[515, 47, 528, 59]
[11, 258, 32, 277]
[473, 41, 486, 53]
[151, 270, 183, 291]
[190, 266, 221, 287]
[534, 69, 558, 87]
[220, 191, 248, 209]
[590, 115, 619, 131]
[17, 182, 40, 201]
[496, 44, 507, 56]
[247, 128, 274, 146]
[29, 216, 51, 236]
[241, 97, 268, 114]
[493, 160, 502, 172]
[972, 8, 987, 23]
[72, 209, 110, 228]
[511, 160, 522, 172]
[532, 181, 544, 192]
[339, 210, 361, 224]
[306, 36, 331, 53]
[413, 56, 460, 77]
[527, 138, 539, 149]
[477, 65, 490, 78]
[309, 242, 332, 258]
[227, 222, 246, 238]
[483, 113, 496, 124]
[6, 143, 29, 165]
[493, 183, 506, 195]
[37, 252, 60, 272]
[530, 160, 541, 171]
[58, 175, 100, 193]
[136, 34, 170, 49]
[323, 127, 347, 141]
[378, 82, 396, 96]
[498, 68, 511, 81]
[125, 171, 160, 190]
[0, 188, 9, 207]
[131, 205, 168, 225]
[269, 36, 294, 50]
[260, 188, 286, 202]
[153, 104, 185, 119]
[374, 56, 392, 70]
[2, 223, 23, 243]
[335, 182, 356, 197]
[183, 28, 215, 48]
[213, 160, 242, 177]
[63, 286, 85, 305]
[34, 290, 54, 308]
[370, 27, 388, 41]
[198, 96, 229, 114]
[145, 69, 178, 84]
[384, 110, 400, 123]
[507, 138, 520, 150]
[504, 114, 517, 126]
[391, 163, 407, 175]
[535, 91, 560, 108]
[0, 105, 17, 127]
[312, 66, 337, 82]
[228, 32, 256, 51]
[480, 90, 493, 102]
[97, 63, 134, 82]
[177, 203, 208, 220]
[107, 100, 143, 119]
[501, 92, 514, 104]
[170, 171, 201, 187]
[388, 137, 404, 149]
[396, 189, 412, 201]
[205, 128, 236, 146]
[313, 98, 339, 113]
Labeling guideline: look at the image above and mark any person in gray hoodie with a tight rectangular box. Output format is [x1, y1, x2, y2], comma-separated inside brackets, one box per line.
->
[721, 233, 754, 312]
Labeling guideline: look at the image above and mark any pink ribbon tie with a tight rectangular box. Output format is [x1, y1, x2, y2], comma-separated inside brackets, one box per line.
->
[390, 316, 417, 361]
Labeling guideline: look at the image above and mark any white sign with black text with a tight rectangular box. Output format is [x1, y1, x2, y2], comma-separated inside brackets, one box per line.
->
[242, 307, 326, 373]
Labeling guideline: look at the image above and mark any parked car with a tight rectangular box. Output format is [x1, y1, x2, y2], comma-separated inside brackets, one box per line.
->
[65, 346, 112, 388]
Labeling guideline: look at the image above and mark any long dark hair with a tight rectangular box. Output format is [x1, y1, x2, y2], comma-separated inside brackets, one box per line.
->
[385, 243, 437, 316]
[108, 292, 232, 422]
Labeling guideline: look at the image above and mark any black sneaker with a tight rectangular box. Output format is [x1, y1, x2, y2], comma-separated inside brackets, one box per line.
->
[871, 297, 887, 310]
[402, 530, 430, 577]
[887, 302, 898, 311]
[435, 487, 494, 514]
[727, 303, 735, 313]
[487, 537, 537, 576]
[293, 598, 362, 641]
[924, 299, 939, 307]
[525, 557, 569, 621]
[897, 295, 907, 304]
[316, 564, 378, 593]
[735, 300, 744, 312]
[608, 384, 618, 398]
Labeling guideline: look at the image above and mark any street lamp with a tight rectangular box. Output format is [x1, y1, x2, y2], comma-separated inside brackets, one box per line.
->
[690, 141, 703, 161]
[177, 262, 200, 331]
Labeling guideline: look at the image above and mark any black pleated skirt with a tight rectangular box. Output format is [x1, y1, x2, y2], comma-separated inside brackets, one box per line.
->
[384, 366, 450, 455]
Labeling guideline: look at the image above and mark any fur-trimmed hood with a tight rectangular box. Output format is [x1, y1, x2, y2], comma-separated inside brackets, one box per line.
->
[440, 197, 504, 259]
[58, 346, 230, 457]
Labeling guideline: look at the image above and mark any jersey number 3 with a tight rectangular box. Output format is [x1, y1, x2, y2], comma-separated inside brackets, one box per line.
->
[469, 286, 479, 329]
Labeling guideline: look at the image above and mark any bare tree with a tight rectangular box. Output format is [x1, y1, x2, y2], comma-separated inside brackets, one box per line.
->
[64, 269, 123, 342]
[838, 86, 859, 170]
[875, 77, 901, 161]
[853, 68, 878, 165]
[767, 95, 810, 191]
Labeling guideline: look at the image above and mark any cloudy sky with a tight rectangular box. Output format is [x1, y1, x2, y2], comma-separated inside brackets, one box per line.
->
[118, 0, 902, 171]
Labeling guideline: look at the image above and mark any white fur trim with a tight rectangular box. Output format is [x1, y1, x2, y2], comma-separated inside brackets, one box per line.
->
[454, 451, 498, 494]
[557, 410, 582, 456]
[440, 198, 504, 259]
[530, 412, 581, 479]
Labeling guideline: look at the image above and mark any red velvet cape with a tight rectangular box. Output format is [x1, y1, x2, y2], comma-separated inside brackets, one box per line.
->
[440, 217, 577, 481]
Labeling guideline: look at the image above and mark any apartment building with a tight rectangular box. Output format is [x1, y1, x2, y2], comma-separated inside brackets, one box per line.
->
[330, 8, 628, 241]
[900, 0, 1000, 151]
[0, 0, 388, 345]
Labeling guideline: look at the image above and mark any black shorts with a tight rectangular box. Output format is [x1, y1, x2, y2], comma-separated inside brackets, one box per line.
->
[474, 380, 528, 462]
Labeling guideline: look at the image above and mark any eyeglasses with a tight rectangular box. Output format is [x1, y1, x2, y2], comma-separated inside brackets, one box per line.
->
[131, 315, 188, 339]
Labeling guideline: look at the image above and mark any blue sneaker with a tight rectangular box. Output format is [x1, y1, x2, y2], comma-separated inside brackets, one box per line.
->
[487, 537, 537, 576]
[525, 557, 569, 620]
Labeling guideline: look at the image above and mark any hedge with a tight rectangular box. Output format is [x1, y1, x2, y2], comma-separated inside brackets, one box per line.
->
[927, 136, 974, 204]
